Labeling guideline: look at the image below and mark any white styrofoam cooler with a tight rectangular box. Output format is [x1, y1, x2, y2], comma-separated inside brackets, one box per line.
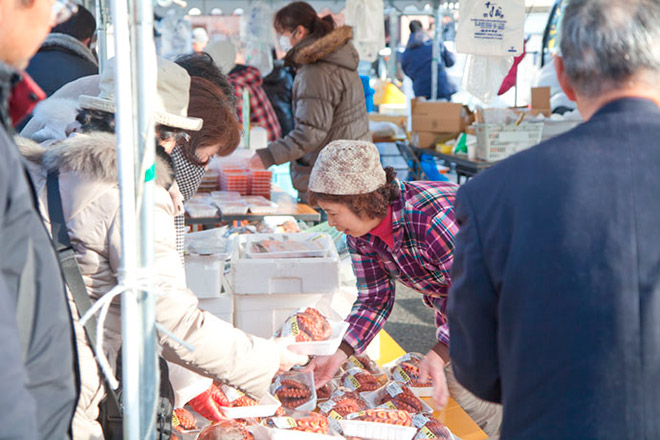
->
[230, 234, 340, 295]
[233, 292, 325, 339]
[198, 296, 233, 324]
[185, 254, 227, 298]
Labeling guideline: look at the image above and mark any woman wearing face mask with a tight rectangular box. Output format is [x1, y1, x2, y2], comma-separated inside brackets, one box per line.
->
[19, 57, 307, 438]
[249, 1, 370, 204]
[305, 140, 503, 438]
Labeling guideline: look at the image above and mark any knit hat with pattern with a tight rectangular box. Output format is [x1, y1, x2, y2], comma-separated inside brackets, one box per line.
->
[309, 140, 386, 195]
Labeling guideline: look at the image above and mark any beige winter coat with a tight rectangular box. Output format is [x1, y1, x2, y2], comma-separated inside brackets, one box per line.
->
[20, 133, 280, 437]
[257, 26, 370, 199]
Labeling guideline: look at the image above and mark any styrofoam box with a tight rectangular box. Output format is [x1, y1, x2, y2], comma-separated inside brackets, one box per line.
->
[231, 234, 340, 295]
[198, 297, 233, 324]
[233, 292, 324, 339]
[184, 254, 226, 299]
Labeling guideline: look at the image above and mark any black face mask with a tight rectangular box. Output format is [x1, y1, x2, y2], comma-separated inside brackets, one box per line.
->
[169, 146, 206, 202]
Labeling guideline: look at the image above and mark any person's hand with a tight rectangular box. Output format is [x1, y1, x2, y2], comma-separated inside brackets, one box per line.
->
[188, 386, 227, 422]
[274, 337, 309, 373]
[249, 153, 265, 169]
[303, 349, 348, 388]
[419, 346, 449, 409]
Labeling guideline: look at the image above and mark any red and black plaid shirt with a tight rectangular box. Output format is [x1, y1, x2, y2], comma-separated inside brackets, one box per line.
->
[229, 66, 282, 142]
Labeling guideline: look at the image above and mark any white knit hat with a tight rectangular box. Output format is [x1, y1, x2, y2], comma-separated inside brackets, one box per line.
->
[79, 57, 203, 131]
[309, 140, 386, 195]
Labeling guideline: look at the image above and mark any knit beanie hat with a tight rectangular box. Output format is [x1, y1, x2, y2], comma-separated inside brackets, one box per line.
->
[309, 140, 386, 195]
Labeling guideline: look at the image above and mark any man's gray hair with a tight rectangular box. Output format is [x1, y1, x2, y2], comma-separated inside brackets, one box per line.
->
[560, 0, 660, 96]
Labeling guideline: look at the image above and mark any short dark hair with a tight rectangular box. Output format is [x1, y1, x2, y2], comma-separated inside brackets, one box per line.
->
[52, 4, 96, 42]
[409, 20, 424, 34]
[309, 168, 400, 220]
[175, 52, 237, 109]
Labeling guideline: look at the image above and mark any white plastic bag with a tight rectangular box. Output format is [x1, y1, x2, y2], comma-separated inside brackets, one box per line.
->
[462, 54, 514, 104]
[345, 0, 386, 62]
[456, 0, 525, 56]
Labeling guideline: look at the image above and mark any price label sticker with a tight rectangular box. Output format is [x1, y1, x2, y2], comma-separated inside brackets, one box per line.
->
[329, 410, 343, 421]
[349, 356, 365, 369]
[290, 317, 300, 336]
[395, 366, 412, 383]
[386, 381, 403, 397]
[171, 413, 180, 427]
[384, 400, 397, 409]
[348, 375, 361, 390]
[272, 417, 297, 429]
[421, 426, 438, 439]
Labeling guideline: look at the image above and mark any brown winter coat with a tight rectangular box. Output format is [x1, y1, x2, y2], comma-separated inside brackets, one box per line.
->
[257, 26, 370, 199]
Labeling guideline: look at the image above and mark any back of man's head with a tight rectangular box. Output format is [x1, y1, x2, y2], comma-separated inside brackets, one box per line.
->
[409, 20, 424, 34]
[560, 0, 660, 97]
[51, 4, 96, 43]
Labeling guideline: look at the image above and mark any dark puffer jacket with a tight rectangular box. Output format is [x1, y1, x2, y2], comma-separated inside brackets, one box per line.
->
[263, 62, 295, 136]
[257, 26, 370, 199]
[26, 33, 98, 96]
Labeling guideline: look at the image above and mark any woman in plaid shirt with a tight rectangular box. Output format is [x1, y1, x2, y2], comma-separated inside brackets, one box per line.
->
[306, 140, 502, 436]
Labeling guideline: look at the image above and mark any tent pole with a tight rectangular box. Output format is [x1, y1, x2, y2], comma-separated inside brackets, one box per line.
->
[109, 0, 141, 435]
[131, 0, 159, 434]
[430, 0, 441, 100]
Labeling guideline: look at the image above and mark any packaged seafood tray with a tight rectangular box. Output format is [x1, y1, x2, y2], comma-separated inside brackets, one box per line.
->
[340, 419, 417, 440]
[215, 199, 249, 215]
[270, 371, 318, 412]
[383, 353, 433, 397]
[360, 382, 433, 414]
[211, 190, 241, 201]
[219, 170, 250, 195]
[246, 196, 279, 214]
[275, 307, 349, 356]
[245, 233, 333, 259]
[185, 202, 218, 218]
[214, 383, 281, 419]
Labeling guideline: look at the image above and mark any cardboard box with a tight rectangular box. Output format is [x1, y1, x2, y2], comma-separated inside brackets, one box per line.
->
[530, 86, 551, 116]
[411, 99, 472, 133]
[368, 113, 408, 128]
[413, 131, 456, 149]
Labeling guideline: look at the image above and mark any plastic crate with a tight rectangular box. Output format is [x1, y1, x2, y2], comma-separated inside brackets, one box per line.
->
[475, 122, 544, 161]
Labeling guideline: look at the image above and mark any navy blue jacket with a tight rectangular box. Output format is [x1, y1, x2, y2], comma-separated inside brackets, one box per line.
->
[400, 32, 456, 100]
[448, 98, 660, 439]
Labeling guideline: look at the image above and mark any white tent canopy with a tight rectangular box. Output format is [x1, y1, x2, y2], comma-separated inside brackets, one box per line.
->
[181, 0, 450, 15]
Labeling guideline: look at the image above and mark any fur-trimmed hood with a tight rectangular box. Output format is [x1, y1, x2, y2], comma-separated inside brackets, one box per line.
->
[40, 33, 98, 66]
[17, 132, 174, 189]
[288, 26, 359, 70]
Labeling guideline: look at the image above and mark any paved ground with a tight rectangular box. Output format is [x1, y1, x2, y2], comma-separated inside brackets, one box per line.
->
[383, 282, 437, 355]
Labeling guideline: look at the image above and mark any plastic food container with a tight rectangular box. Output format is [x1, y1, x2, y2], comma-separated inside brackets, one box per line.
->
[218, 392, 281, 419]
[287, 320, 349, 356]
[185, 202, 218, 218]
[246, 233, 333, 259]
[361, 382, 433, 414]
[339, 419, 417, 440]
[384, 353, 433, 397]
[214, 199, 249, 215]
[270, 371, 317, 412]
[211, 190, 241, 201]
[248, 201, 279, 215]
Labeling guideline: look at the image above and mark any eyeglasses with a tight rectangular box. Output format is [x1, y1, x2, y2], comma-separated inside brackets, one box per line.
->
[52, 0, 78, 25]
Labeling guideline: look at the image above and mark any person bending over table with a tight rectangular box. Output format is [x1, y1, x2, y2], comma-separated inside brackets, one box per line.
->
[305, 140, 502, 437]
